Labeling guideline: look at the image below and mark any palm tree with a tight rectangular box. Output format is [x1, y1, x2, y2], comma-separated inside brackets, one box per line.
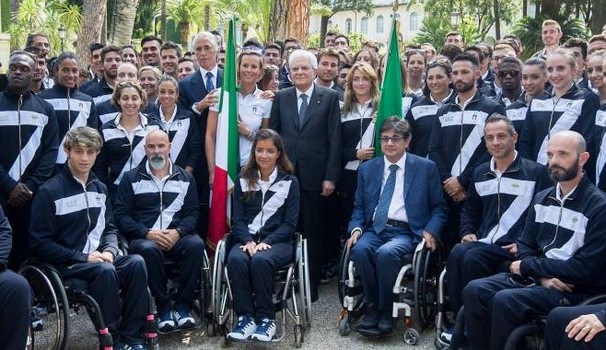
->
[111, 0, 140, 45]
[167, 0, 209, 47]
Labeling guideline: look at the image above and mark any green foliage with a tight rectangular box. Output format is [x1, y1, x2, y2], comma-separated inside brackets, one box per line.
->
[133, 0, 158, 39]
[312, 0, 374, 17]
[307, 30, 365, 52]
[513, 16, 590, 60]
[411, 14, 482, 48]
[1, 0, 10, 32]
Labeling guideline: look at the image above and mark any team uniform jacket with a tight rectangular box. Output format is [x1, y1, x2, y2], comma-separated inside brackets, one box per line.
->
[0, 207, 12, 269]
[518, 84, 600, 165]
[341, 101, 375, 172]
[428, 91, 506, 188]
[517, 176, 606, 294]
[460, 154, 549, 245]
[80, 78, 114, 104]
[96, 100, 159, 126]
[0, 89, 59, 197]
[113, 162, 199, 241]
[94, 114, 162, 192]
[505, 91, 549, 136]
[149, 105, 202, 170]
[231, 171, 300, 246]
[38, 84, 100, 164]
[593, 104, 606, 191]
[29, 166, 120, 266]
[405, 90, 455, 157]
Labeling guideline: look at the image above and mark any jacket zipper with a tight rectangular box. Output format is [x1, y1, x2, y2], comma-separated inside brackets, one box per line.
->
[17, 95, 23, 180]
[543, 196, 566, 253]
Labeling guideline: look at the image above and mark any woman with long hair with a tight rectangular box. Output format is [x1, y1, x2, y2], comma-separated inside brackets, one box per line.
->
[258, 64, 280, 92]
[406, 58, 454, 157]
[405, 49, 427, 97]
[226, 129, 300, 342]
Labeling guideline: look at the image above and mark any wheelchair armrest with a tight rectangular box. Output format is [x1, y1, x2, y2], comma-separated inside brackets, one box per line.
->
[580, 294, 606, 306]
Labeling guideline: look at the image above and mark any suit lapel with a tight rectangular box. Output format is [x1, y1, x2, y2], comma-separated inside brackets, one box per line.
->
[301, 85, 323, 130]
[372, 158, 385, 206]
[404, 154, 415, 202]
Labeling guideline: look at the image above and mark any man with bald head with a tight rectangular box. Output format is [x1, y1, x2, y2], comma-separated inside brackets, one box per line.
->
[114, 129, 206, 332]
[461, 131, 606, 350]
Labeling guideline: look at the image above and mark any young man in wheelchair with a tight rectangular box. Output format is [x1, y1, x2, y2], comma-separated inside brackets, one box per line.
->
[113, 129, 206, 333]
[346, 117, 448, 337]
[462, 131, 606, 350]
[29, 126, 150, 350]
[440, 114, 549, 343]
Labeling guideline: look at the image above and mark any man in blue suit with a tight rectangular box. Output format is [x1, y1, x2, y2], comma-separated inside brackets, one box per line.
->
[178, 31, 223, 239]
[347, 117, 448, 337]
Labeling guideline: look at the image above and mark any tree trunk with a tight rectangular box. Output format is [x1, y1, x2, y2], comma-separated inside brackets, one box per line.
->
[161, 0, 167, 41]
[204, 5, 210, 31]
[287, 0, 311, 43]
[10, 0, 19, 18]
[320, 15, 329, 47]
[180, 21, 189, 47]
[269, 0, 288, 42]
[78, 0, 107, 69]
[540, 0, 560, 19]
[590, 0, 606, 34]
[112, 0, 139, 45]
[522, 0, 527, 17]
[535, 0, 541, 18]
[493, 0, 500, 39]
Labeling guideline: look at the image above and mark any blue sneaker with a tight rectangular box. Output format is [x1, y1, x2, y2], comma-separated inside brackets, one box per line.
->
[172, 307, 195, 329]
[251, 318, 276, 342]
[227, 316, 257, 341]
[157, 308, 175, 332]
[116, 343, 147, 350]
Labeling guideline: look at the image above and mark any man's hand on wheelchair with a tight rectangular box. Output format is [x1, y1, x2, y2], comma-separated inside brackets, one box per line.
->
[146, 229, 173, 251]
[565, 313, 605, 342]
[539, 277, 574, 293]
[423, 231, 437, 252]
[240, 241, 257, 256]
[346, 229, 362, 251]
[87, 251, 113, 263]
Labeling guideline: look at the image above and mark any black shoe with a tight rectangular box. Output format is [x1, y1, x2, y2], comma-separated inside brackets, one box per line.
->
[378, 311, 393, 334]
[356, 323, 382, 337]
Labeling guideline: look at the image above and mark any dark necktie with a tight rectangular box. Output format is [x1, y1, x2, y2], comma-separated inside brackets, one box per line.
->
[299, 93, 308, 128]
[374, 164, 398, 233]
[205, 72, 214, 91]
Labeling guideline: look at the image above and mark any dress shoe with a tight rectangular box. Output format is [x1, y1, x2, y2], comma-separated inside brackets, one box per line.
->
[356, 307, 380, 337]
[378, 311, 393, 334]
[356, 323, 382, 337]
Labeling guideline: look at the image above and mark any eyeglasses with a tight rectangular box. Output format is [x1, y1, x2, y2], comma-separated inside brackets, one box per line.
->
[498, 70, 520, 78]
[380, 136, 405, 143]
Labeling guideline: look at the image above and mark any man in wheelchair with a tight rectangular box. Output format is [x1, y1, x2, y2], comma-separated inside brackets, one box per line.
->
[346, 117, 447, 337]
[29, 127, 150, 350]
[114, 129, 206, 333]
[462, 131, 606, 350]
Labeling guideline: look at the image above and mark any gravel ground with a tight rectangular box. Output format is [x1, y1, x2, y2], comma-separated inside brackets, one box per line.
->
[36, 279, 439, 349]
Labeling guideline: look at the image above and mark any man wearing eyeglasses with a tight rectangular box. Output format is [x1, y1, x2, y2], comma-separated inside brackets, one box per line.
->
[495, 57, 523, 107]
[346, 117, 447, 337]
[269, 49, 342, 303]
[462, 131, 606, 350]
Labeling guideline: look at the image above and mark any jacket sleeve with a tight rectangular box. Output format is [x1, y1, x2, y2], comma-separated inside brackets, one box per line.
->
[171, 173, 199, 235]
[459, 172, 482, 237]
[87, 99, 100, 131]
[29, 188, 88, 264]
[25, 104, 59, 194]
[0, 166, 18, 199]
[269, 94, 281, 133]
[185, 113, 202, 169]
[424, 160, 449, 237]
[261, 176, 300, 245]
[404, 108, 417, 155]
[325, 94, 342, 183]
[0, 206, 12, 265]
[93, 129, 109, 185]
[347, 165, 369, 233]
[98, 194, 119, 258]
[457, 145, 490, 189]
[516, 198, 542, 260]
[113, 173, 149, 240]
[520, 204, 606, 283]
[517, 106, 536, 159]
[428, 108, 451, 181]
[231, 178, 255, 245]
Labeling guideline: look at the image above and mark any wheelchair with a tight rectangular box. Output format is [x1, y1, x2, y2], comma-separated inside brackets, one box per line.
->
[210, 232, 312, 347]
[336, 238, 442, 345]
[18, 259, 157, 350]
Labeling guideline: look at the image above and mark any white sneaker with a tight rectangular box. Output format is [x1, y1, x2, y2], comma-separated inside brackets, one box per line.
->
[440, 330, 452, 343]
[251, 318, 276, 342]
[227, 316, 257, 341]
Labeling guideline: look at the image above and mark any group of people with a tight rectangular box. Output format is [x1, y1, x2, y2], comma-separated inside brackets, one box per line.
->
[1, 16, 606, 350]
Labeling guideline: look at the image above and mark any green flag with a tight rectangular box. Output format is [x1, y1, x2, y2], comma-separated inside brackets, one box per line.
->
[374, 18, 403, 156]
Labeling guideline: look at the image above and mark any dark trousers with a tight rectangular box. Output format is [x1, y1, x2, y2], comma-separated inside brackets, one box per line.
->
[349, 226, 417, 312]
[446, 242, 512, 314]
[6, 203, 32, 270]
[59, 255, 149, 345]
[129, 234, 205, 312]
[463, 272, 588, 350]
[545, 304, 606, 350]
[0, 270, 32, 349]
[227, 242, 292, 321]
[299, 188, 328, 299]
[442, 197, 462, 256]
[339, 169, 358, 240]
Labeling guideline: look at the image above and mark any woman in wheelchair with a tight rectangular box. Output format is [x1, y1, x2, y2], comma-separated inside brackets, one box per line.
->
[226, 129, 300, 342]
[545, 304, 606, 349]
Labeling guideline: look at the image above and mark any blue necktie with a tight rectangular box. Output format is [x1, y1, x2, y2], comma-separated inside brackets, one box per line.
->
[374, 164, 398, 233]
[299, 94, 308, 128]
[205, 72, 214, 91]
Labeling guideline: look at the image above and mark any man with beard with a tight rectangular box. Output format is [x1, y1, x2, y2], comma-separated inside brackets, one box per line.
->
[114, 129, 205, 333]
[314, 48, 343, 100]
[428, 53, 505, 252]
[462, 131, 606, 350]
[24, 46, 48, 94]
[160, 41, 181, 80]
[495, 57, 523, 107]
[81, 45, 122, 104]
[0, 51, 59, 269]
[141, 36, 162, 67]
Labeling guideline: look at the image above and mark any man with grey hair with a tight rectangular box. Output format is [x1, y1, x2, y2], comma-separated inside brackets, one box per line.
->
[29, 126, 150, 350]
[178, 31, 223, 239]
[114, 129, 205, 333]
[269, 49, 342, 302]
[462, 130, 606, 350]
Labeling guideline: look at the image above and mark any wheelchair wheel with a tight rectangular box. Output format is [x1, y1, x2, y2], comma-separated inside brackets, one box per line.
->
[414, 247, 441, 329]
[337, 244, 350, 305]
[297, 236, 312, 329]
[403, 327, 420, 345]
[504, 323, 543, 350]
[199, 250, 213, 323]
[19, 263, 70, 350]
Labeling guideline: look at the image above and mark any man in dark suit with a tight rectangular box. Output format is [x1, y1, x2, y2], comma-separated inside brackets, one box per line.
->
[347, 117, 448, 337]
[269, 49, 342, 302]
[178, 31, 223, 240]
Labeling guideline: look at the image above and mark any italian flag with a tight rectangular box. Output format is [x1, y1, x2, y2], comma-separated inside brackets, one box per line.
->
[207, 18, 239, 252]
[374, 18, 403, 156]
